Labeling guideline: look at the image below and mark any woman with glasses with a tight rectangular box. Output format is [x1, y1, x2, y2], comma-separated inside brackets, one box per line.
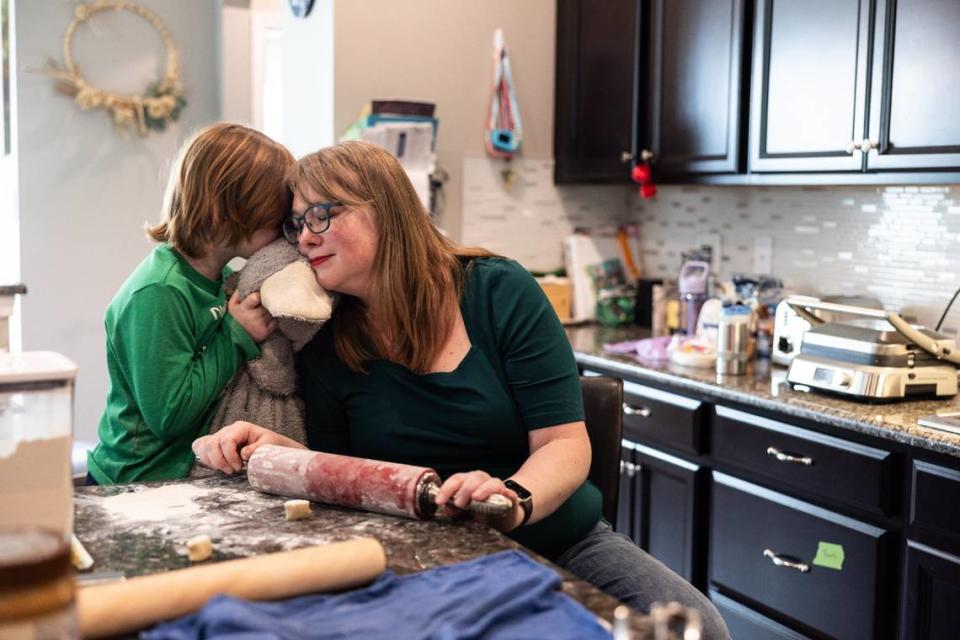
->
[193, 140, 729, 640]
[87, 123, 294, 485]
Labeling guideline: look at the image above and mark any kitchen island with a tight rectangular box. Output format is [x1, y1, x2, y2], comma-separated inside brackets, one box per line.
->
[73, 474, 665, 637]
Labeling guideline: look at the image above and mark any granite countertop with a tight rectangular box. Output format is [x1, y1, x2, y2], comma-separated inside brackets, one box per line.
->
[566, 324, 960, 459]
[73, 475, 667, 638]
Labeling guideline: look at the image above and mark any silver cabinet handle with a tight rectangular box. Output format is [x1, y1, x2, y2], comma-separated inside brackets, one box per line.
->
[623, 403, 651, 417]
[860, 138, 877, 151]
[763, 548, 810, 573]
[766, 446, 813, 466]
[846, 139, 862, 154]
[621, 461, 638, 478]
[620, 151, 633, 163]
[640, 149, 654, 161]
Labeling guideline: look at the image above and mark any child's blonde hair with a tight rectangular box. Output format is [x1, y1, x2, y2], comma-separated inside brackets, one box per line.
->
[148, 123, 295, 258]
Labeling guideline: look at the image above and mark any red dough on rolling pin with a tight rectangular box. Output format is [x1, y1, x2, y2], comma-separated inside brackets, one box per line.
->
[247, 445, 435, 519]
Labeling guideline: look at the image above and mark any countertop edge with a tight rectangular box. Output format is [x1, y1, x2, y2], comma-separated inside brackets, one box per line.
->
[574, 351, 960, 460]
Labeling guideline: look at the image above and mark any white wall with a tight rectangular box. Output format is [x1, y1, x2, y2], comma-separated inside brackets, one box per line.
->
[333, 0, 556, 241]
[14, 0, 222, 441]
[280, 0, 334, 158]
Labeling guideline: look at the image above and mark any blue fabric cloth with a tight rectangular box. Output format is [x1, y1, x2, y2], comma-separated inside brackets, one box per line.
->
[141, 550, 612, 640]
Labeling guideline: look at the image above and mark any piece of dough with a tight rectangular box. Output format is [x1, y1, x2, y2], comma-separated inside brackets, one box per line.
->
[186, 535, 213, 562]
[284, 499, 312, 521]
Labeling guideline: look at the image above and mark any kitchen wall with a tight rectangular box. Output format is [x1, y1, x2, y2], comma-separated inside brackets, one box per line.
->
[462, 168, 960, 333]
[14, 1, 221, 442]
[333, 0, 556, 241]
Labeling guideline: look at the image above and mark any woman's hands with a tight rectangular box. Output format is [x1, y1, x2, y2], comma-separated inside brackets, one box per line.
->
[434, 470, 525, 532]
[192, 421, 306, 474]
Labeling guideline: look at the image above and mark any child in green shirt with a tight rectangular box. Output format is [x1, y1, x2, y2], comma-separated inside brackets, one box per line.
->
[87, 123, 295, 484]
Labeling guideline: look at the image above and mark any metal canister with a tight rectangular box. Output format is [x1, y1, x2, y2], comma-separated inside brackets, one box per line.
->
[717, 305, 751, 375]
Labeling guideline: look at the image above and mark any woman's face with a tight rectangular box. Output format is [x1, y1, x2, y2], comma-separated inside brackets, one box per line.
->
[293, 184, 379, 300]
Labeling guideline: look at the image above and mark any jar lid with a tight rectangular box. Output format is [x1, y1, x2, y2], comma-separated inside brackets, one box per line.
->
[0, 352, 78, 385]
[0, 528, 72, 595]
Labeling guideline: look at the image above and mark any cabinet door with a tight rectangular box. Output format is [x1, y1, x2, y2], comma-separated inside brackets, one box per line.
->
[630, 441, 702, 587]
[901, 541, 960, 640]
[647, 0, 747, 175]
[554, 0, 641, 183]
[866, 0, 960, 170]
[616, 444, 637, 537]
[748, 0, 871, 172]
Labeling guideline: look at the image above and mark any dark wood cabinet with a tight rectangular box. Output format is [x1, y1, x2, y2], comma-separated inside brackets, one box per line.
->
[630, 441, 702, 587]
[748, 0, 872, 172]
[900, 541, 960, 640]
[712, 472, 891, 640]
[645, 0, 748, 175]
[866, 0, 960, 170]
[554, 0, 641, 183]
[616, 441, 701, 586]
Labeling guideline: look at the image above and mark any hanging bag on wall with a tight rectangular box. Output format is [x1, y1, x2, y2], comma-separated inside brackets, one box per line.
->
[485, 29, 523, 159]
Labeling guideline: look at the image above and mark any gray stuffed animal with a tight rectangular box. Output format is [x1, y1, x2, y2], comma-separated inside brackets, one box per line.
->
[207, 238, 333, 446]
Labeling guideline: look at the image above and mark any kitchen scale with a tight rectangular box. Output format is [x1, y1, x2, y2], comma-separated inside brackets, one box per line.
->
[785, 298, 960, 402]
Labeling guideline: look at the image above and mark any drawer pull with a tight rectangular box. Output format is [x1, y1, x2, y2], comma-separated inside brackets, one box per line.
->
[766, 446, 813, 466]
[620, 461, 639, 478]
[623, 403, 651, 417]
[763, 548, 810, 573]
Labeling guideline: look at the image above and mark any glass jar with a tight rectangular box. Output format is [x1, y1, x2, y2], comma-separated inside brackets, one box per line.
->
[0, 353, 77, 538]
[0, 527, 78, 639]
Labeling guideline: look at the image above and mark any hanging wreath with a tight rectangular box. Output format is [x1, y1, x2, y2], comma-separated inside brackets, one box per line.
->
[44, 1, 186, 136]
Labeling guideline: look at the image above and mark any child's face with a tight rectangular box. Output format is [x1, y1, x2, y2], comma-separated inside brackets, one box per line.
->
[292, 185, 379, 301]
[235, 227, 279, 260]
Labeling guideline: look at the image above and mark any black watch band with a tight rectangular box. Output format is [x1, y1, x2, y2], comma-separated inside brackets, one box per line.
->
[503, 479, 533, 526]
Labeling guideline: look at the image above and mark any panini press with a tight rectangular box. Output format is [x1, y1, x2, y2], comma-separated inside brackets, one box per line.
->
[785, 298, 960, 402]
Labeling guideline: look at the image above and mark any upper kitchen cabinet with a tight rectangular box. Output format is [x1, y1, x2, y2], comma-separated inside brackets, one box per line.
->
[554, 0, 641, 183]
[646, 0, 748, 176]
[865, 0, 960, 171]
[748, 0, 872, 173]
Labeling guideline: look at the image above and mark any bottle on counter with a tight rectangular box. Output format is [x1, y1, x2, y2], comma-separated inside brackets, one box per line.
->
[717, 304, 751, 375]
[678, 261, 710, 337]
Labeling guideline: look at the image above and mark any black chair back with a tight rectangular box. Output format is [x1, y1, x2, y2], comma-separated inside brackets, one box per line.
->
[580, 375, 624, 524]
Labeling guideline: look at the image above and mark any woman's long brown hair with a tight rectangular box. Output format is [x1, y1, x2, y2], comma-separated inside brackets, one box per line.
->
[289, 141, 494, 373]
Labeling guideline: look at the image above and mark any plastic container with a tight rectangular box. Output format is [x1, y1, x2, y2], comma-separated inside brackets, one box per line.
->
[0, 528, 78, 639]
[717, 305, 751, 375]
[678, 261, 710, 336]
[0, 352, 78, 538]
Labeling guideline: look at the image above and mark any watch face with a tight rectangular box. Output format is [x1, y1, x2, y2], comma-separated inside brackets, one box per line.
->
[504, 479, 531, 500]
[288, 0, 315, 18]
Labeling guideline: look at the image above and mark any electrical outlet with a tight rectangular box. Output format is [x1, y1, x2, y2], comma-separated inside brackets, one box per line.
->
[696, 232, 722, 275]
[754, 236, 773, 275]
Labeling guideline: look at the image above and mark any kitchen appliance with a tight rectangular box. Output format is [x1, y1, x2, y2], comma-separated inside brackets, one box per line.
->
[785, 298, 959, 401]
[772, 294, 883, 366]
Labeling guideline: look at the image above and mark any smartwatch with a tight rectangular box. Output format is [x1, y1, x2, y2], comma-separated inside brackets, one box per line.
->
[503, 479, 533, 526]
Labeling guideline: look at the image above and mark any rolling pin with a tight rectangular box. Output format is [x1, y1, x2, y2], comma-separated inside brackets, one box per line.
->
[247, 445, 513, 520]
[77, 537, 386, 638]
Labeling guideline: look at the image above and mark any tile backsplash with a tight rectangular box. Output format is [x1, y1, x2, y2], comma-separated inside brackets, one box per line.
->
[461, 156, 960, 332]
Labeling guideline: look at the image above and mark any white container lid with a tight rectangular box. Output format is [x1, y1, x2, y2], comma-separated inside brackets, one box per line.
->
[0, 352, 78, 384]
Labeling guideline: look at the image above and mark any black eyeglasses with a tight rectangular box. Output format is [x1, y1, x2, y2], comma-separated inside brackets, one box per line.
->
[282, 201, 344, 243]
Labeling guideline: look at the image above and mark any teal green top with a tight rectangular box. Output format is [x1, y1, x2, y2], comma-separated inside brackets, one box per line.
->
[297, 257, 602, 559]
[88, 245, 260, 484]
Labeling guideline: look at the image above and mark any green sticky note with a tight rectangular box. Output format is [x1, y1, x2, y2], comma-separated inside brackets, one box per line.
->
[813, 542, 845, 570]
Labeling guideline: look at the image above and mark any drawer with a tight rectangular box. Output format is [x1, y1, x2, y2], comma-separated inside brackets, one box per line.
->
[710, 590, 810, 640]
[909, 460, 960, 549]
[711, 473, 889, 640]
[621, 381, 702, 454]
[713, 406, 895, 515]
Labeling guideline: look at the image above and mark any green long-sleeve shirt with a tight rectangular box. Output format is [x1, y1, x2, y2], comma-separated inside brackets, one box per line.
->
[88, 245, 260, 484]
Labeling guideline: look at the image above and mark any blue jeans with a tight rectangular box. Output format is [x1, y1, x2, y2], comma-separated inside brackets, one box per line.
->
[556, 520, 730, 640]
